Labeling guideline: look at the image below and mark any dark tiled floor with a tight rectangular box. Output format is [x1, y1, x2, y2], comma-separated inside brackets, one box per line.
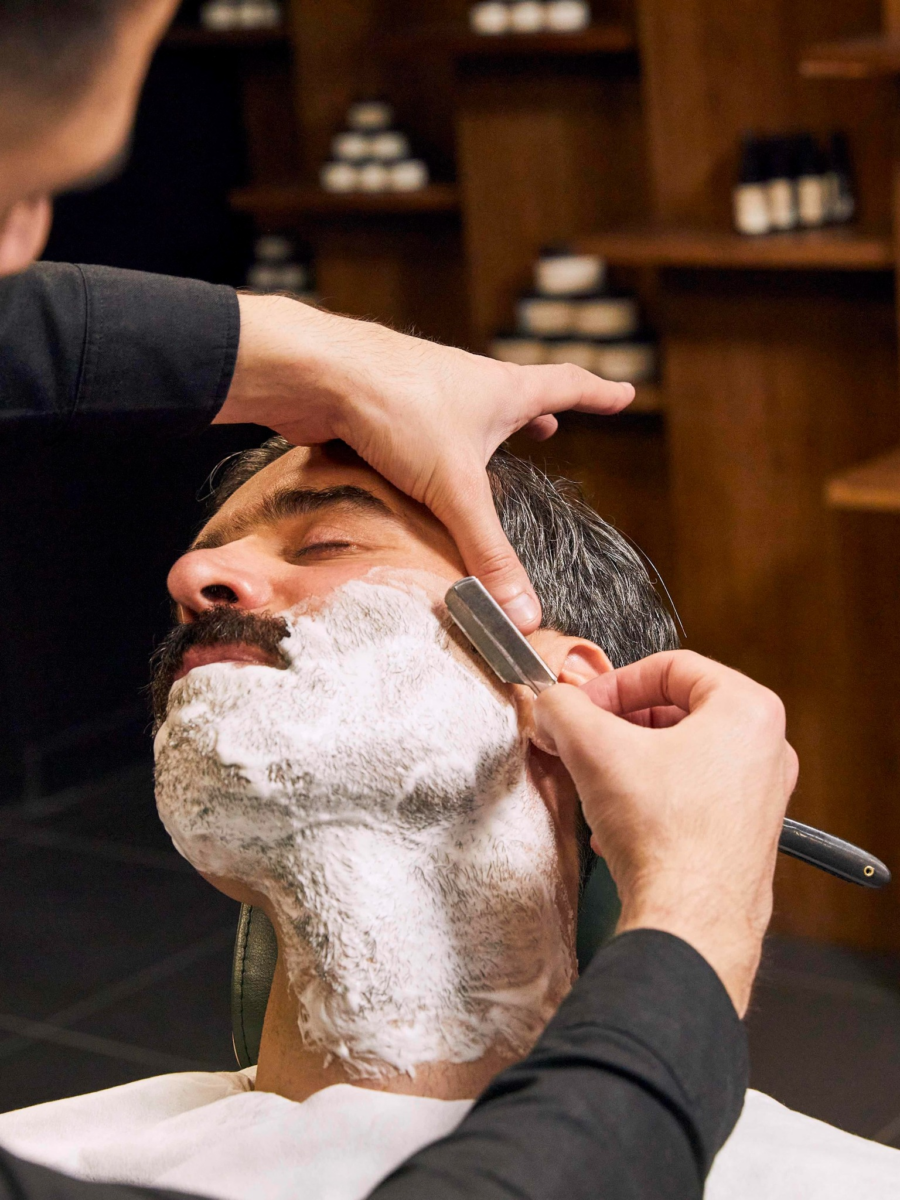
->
[2, 761, 900, 1152]
[0, 762, 238, 1112]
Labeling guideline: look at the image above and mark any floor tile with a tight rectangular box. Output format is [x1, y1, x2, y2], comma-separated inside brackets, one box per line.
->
[71, 932, 236, 1068]
[0, 839, 239, 1022]
[0, 1039, 198, 1113]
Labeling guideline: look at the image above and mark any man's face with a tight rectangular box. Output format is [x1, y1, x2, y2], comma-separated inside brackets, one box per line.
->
[164, 444, 602, 915]
[0, 0, 178, 274]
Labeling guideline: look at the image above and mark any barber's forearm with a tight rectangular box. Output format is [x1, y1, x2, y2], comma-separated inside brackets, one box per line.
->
[368, 930, 748, 1200]
[0, 263, 238, 432]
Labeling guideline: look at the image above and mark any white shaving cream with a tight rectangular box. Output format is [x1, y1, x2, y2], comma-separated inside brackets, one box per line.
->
[154, 580, 575, 1078]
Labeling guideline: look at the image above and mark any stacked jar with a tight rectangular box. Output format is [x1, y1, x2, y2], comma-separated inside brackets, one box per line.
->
[246, 236, 316, 301]
[200, 0, 281, 29]
[491, 247, 657, 385]
[469, 1, 591, 34]
[320, 100, 430, 194]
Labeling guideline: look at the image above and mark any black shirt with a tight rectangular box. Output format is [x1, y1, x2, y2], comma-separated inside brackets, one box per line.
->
[0, 262, 749, 1200]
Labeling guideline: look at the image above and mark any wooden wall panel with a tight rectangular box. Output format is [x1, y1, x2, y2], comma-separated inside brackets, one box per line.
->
[457, 60, 647, 345]
[661, 269, 900, 947]
[638, 0, 891, 228]
[308, 220, 470, 347]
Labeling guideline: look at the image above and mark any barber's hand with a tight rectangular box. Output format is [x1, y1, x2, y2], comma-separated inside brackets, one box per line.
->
[533, 651, 798, 1015]
[215, 293, 634, 632]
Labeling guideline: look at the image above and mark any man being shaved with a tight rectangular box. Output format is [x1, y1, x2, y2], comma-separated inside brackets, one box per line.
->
[2, 441, 892, 1200]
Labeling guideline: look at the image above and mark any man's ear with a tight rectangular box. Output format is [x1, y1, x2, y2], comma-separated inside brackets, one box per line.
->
[529, 630, 613, 686]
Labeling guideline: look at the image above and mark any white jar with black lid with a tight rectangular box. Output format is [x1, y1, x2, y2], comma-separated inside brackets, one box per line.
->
[490, 335, 547, 366]
[516, 294, 577, 336]
[542, 338, 597, 371]
[572, 293, 639, 339]
[534, 247, 606, 296]
[348, 99, 394, 132]
[593, 337, 657, 384]
[545, 0, 590, 32]
[321, 160, 359, 192]
[509, 1, 545, 32]
[470, 2, 510, 34]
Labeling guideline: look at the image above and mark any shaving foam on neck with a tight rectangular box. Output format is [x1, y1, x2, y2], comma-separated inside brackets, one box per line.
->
[154, 580, 575, 1078]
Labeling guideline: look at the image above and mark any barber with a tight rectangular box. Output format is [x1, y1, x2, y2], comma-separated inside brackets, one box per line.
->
[0, 0, 796, 1196]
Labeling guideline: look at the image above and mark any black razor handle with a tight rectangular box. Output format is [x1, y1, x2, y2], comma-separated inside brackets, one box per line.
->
[779, 819, 891, 888]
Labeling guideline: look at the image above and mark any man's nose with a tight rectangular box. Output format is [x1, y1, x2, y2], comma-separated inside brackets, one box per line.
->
[167, 544, 275, 619]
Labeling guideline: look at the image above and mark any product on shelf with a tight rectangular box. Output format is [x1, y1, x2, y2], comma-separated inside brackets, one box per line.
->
[200, 0, 281, 30]
[320, 99, 431, 194]
[491, 245, 657, 385]
[468, 0, 590, 35]
[535, 246, 606, 294]
[732, 132, 856, 237]
[246, 235, 315, 298]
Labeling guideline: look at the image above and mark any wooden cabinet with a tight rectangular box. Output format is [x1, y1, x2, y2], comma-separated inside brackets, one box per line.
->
[192, 0, 900, 951]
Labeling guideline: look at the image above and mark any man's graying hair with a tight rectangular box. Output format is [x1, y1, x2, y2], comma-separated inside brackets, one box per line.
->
[209, 437, 679, 667]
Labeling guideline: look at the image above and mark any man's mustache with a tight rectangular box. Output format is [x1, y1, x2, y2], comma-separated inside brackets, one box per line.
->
[150, 607, 290, 730]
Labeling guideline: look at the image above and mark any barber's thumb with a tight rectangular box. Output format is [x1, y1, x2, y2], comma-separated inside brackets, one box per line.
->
[533, 682, 636, 772]
[437, 475, 542, 632]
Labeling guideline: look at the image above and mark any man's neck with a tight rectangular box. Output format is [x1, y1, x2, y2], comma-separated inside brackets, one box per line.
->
[254, 958, 519, 1104]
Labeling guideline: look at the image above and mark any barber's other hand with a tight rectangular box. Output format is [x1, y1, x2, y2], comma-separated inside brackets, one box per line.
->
[533, 651, 798, 1015]
[215, 294, 634, 632]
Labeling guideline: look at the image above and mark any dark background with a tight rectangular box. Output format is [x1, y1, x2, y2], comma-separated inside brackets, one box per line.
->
[0, 38, 259, 803]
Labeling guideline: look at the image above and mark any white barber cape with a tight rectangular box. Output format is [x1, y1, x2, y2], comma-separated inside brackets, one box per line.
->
[1, 1069, 899, 1200]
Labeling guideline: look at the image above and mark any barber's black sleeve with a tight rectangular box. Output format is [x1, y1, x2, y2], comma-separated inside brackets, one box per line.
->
[0, 931, 746, 1200]
[0, 262, 239, 433]
[370, 929, 747, 1200]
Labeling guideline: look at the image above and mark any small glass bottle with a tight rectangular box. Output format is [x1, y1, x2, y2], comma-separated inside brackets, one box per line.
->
[827, 132, 856, 224]
[765, 137, 798, 232]
[795, 134, 828, 229]
[733, 135, 770, 236]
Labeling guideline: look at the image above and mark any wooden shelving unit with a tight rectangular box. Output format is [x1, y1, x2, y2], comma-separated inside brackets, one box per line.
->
[800, 34, 900, 78]
[627, 384, 663, 414]
[219, 0, 900, 949]
[379, 23, 637, 58]
[164, 25, 289, 47]
[577, 224, 894, 270]
[230, 182, 460, 218]
[827, 448, 900, 511]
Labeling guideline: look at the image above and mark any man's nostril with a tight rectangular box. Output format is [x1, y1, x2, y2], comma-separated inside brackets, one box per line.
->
[201, 584, 239, 605]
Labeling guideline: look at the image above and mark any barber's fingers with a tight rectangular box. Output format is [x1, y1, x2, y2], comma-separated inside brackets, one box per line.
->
[624, 704, 688, 729]
[518, 363, 635, 418]
[533, 682, 644, 766]
[579, 650, 773, 724]
[428, 465, 542, 632]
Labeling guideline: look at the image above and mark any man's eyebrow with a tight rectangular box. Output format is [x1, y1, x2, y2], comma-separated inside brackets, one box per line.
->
[191, 485, 398, 551]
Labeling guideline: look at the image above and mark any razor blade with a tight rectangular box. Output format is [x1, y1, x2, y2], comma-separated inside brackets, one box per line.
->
[444, 576, 891, 890]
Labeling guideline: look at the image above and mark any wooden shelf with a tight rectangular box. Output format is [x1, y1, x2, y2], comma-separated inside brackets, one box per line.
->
[826, 448, 900, 512]
[230, 183, 460, 218]
[165, 25, 288, 47]
[629, 384, 663, 414]
[380, 23, 636, 58]
[577, 224, 894, 270]
[800, 35, 900, 79]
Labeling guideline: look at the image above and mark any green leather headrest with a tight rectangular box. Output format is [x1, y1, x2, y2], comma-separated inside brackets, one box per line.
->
[231, 859, 621, 1069]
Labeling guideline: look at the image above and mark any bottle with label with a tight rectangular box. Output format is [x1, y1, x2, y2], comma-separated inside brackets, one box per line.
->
[765, 136, 798, 232]
[794, 134, 829, 228]
[827, 132, 856, 224]
[733, 135, 770, 236]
